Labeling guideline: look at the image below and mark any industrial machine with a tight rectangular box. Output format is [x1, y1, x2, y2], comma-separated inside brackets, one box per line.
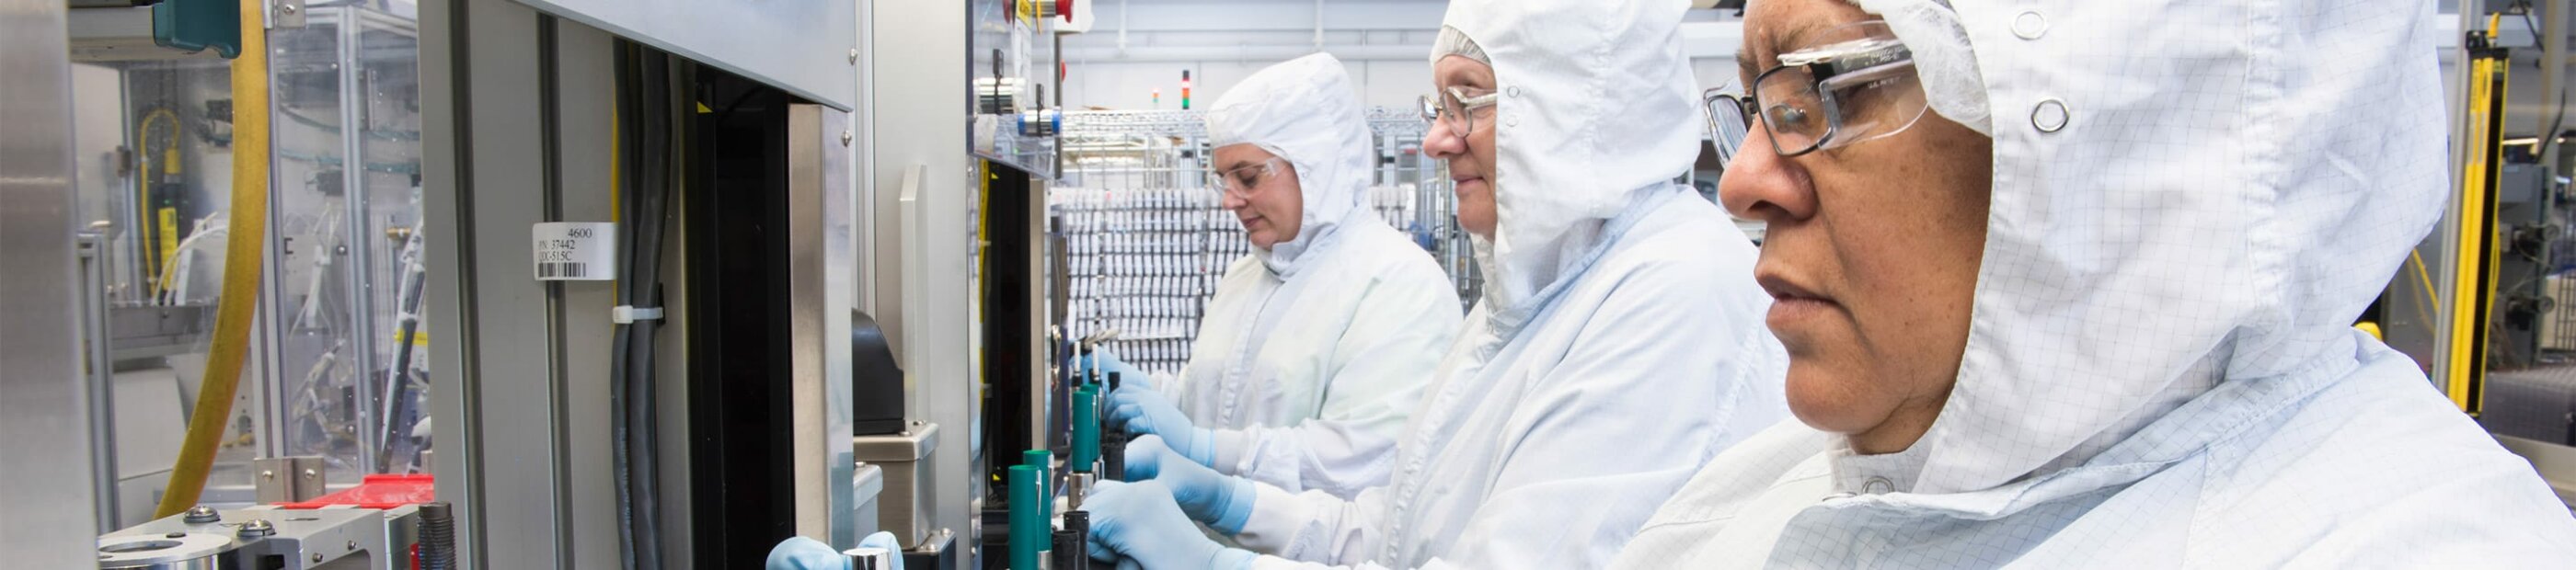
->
[96, 475, 449, 570]
[21, 0, 896, 565]
[15, 1, 1436, 569]
[40, 0, 436, 547]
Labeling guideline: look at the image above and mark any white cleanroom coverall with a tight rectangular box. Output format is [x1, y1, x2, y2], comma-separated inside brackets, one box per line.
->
[1609, 0, 2576, 567]
[1173, 52, 1463, 497]
[1225, 0, 1790, 568]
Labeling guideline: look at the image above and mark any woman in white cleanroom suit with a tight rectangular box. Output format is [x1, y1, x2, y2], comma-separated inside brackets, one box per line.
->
[776, 50, 1466, 570]
[1610, 0, 2576, 566]
[1079, 0, 1789, 567]
[1095, 52, 1464, 498]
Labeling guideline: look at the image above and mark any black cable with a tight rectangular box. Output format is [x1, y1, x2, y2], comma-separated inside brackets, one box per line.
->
[2541, 87, 2569, 159]
[2523, 4, 2547, 61]
[608, 40, 642, 570]
[624, 48, 676, 570]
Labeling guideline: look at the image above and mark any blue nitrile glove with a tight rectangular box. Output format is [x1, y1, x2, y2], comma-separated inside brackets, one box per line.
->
[765, 532, 905, 570]
[1073, 348, 1146, 387]
[1108, 381, 1212, 465]
[1082, 481, 1256, 570]
[1122, 435, 1257, 534]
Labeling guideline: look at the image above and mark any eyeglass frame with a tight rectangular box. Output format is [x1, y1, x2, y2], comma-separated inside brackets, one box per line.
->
[1207, 156, 1291, 198]
[1702, 88, 1754, 172]
[1420, 86, 1501, 137]
[1725, 27, 1924, 158]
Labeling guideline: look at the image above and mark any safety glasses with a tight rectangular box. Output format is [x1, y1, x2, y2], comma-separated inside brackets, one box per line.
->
[1717, 20, 1927, 157]
[1206, 157, 1288, 199]
[1419, 86, 1500, 137]
[1704, 88, 1754, 172]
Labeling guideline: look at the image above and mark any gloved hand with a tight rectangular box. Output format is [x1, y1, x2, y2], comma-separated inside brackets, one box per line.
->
[1122, 435, 1257, 534]
[1072, 348, 1146, 387]
[765, 532, 906, 570]
[1083, 481, 1256, 570]
[1108, 380, 1212, 465]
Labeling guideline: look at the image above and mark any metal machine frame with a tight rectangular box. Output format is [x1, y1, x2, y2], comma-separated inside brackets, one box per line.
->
[422, 2, 861, 566]
[2, 0, 104, 567]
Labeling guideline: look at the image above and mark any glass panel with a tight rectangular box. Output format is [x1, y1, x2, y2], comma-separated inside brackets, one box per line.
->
[69, 5, 422, 522]
[352, 10, 429, 476]
[970, 0, 1060, 176]
[78, 55, 250, 525]
[260, 6, 427, 483]
[267, 15, 375, 483]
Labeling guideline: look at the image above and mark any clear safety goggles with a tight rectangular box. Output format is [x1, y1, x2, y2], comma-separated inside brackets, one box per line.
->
[1419, 86, 1499, 137]
[1713, 20, 1928, 157]
[1206, 157, 1288, 199]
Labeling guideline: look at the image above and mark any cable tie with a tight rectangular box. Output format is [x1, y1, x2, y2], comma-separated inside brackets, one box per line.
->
[613, 305, 664, 324]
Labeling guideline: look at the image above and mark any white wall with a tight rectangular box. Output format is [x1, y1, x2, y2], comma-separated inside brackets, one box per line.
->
[1063, 59, 1432, 110]
[1064, 55, 1743, 112]
[1055, 0, 1746, 110]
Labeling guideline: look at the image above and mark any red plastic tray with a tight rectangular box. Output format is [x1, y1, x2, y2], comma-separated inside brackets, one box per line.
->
[276, 473, 435, 509]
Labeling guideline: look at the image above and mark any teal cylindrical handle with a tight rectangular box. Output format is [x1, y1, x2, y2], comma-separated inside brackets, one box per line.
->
[1072, 386, 1100, 471]
[1022, 449, 1054, 532]
[1009, 464, 1044, 569]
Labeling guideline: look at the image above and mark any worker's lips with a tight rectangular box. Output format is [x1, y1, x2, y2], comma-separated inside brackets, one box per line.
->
[1757, 274, 1841, 328]
[1453, 176, 1487, 196]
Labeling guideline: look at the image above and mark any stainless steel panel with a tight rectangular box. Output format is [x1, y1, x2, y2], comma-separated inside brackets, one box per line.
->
[0, 0, 102, 566]
[789, 103, 864, 547]
[108, 507, 389, 570]
[852, 463, 884, 537]
[869, 1, 976, 560]
[853, 424, 939, 547]
[512, 0, 857, 110]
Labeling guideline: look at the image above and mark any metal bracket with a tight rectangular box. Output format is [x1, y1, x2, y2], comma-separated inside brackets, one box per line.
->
[253, 456, 328, 503]
[269, 0, 306, 28]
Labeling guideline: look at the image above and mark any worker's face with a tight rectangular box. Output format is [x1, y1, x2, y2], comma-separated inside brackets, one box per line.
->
[1425, 55, 1500, 239]
[1725, 0, 1993, 454]
[1213, 143, 1304, 249]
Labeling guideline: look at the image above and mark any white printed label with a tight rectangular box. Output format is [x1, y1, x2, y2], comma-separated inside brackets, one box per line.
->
[532, 222, 615, 281]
